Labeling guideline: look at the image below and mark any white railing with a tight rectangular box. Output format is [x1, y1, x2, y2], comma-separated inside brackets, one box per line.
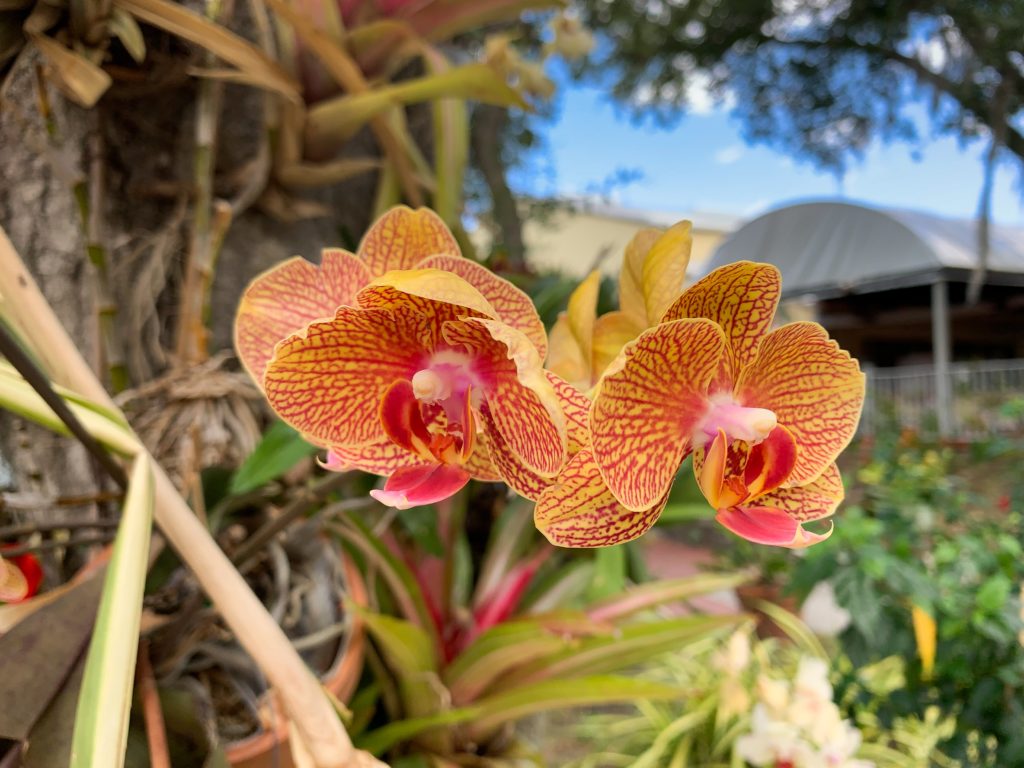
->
[862, 359, 1024, 438]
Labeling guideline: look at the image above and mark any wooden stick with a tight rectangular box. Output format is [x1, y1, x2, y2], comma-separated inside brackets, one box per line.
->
[0, 227, 376, 768]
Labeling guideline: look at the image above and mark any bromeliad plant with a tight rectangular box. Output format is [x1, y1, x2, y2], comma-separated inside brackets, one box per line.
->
[235, 205, 866, 550]
[331, 494, 750, 763]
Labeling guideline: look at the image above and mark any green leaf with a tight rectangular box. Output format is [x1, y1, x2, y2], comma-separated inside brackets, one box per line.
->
[334, 516, 435, 633]
[587, 571, 756, 623]
[109, 7, 146, 63]
[355, 607, 444, 721]
[0, 362, 139, 456]
[444, 615, 580, 704]
[496, 614, 741, 687]
[229, 420, 316, 495]
[305, 63, 527, 155]
[586, 543, 627, 601]
[360, 676, 679, 756]
[71, 455, 155, 768]
[976, 574, 1012, 614]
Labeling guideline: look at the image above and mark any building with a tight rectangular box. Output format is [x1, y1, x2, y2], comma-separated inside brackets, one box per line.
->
[707, 200, 1024, 438]
[478, 200, 740, 278]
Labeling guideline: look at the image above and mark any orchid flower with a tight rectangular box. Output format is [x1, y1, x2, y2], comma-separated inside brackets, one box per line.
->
[0, 551, 41, 602]
[546, 221, 692, 391]
[236, 207, 565, 509]
[588, 262, 864, 548]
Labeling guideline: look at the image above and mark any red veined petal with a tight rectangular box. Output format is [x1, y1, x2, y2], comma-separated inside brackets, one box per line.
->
[716, 506, 833, 549]
[320, 443, 428, 476]
[419, 254, 549, 359]
[263, 306, 423, 447]
[534, 448, 670, 548]
[444, 318, 566, 477]
[234, 250, 370, 383]
[380, 379, 437, 463]
[590, 319, 724, 512]
[463, 437, 502, 482]
[661, 262, 781, 393]
[370, 463, 471, 510]
[546, 370, 591, 454]
[693, 425, 797, 508]
[357, 206, 461, 277]
[479, 403, 553, 500]
[753, 463, 845, 523]
[735, 322, 865, 486]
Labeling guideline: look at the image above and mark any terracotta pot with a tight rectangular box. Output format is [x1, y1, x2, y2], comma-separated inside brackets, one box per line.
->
[735, 582, 799, 640]
[225, 555, 368, 768]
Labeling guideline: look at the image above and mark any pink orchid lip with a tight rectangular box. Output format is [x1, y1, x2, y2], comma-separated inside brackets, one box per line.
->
[411, 349, 484, 429]
[695, 394, 777, 446]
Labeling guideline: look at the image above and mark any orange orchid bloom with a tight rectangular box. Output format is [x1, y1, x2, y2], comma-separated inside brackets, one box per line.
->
[588, 262, 865, 548]
[235, 207, 563, 509]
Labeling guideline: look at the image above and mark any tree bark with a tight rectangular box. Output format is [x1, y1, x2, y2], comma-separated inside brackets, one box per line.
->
[471, 104, 527, 271]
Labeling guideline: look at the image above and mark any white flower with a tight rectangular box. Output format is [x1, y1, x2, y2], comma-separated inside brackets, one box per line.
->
[800, 581, 852, 637]
[714, 629, 752, 676]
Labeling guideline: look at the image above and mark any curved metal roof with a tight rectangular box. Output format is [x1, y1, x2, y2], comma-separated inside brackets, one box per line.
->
[706, 200, 1024, 298]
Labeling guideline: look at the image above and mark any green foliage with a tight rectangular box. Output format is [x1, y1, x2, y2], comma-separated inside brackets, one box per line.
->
[564, 625, 952, 768]
[228, 420, 316, 495]
[336, 495, 746, 763]
[789, 433, 1024, 765]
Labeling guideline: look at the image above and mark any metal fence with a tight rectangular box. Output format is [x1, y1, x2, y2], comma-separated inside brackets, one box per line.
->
[862, 359, 1024, 438]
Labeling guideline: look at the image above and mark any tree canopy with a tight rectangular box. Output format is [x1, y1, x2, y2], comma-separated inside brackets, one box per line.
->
[577, 0, 1024, 175]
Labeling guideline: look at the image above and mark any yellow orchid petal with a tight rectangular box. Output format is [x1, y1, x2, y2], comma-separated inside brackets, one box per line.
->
[444, 317, 567, 477]
[535, 448, 670, 548]
[640, 220, 692, 325]
[0, 555, 29, 602]
[735, 322, 865, 486]
[618, 227, 661, 324]
[912, 605, 937, 681]
[567, 270, 601, 372]
[357, 205, 461, 277]
[662, 261, 781, 391]
[418, 254, 549, 359]
[263, 306, 423, 447]
[590, 310, 644, 383]
[359, 268, 499, 320]
[590, 319, 725, 511]
[546, 314, 590, 390]
[234, 250, 370, 384]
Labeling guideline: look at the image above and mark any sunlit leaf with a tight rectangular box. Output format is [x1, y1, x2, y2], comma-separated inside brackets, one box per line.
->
[587, 570, 756, 623]
[229, 420, 316, 495]
[31, 34, 112, 108]
[71, 455, 155, 768]
[108, 7, 146, 63]
[305, 64, 527, 156]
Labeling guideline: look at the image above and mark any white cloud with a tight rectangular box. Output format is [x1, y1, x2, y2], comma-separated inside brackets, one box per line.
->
[713, 144, 745, 165]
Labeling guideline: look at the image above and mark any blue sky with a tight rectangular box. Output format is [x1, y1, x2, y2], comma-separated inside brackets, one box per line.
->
[513, 78, 1024, 227]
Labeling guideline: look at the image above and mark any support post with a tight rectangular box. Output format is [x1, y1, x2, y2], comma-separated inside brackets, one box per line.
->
[931, 279, 954, 437]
